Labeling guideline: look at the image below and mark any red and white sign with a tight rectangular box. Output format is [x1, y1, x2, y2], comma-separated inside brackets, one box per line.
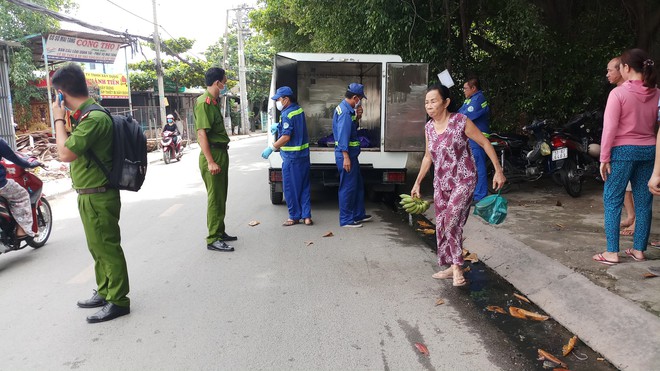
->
[45, 34, 120, 64]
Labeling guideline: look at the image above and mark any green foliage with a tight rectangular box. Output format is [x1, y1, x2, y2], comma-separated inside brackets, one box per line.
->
[251, 0, 656, 132]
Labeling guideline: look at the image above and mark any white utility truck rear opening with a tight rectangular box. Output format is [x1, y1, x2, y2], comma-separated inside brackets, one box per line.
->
[267, 52, 428, 204]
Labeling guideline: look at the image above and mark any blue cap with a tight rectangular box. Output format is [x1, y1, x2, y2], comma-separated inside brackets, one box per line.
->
[271, 86, 294, 100]
[347, 83, 367, 99]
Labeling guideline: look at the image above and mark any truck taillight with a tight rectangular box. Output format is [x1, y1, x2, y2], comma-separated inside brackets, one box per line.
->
[383, 171, 405, 183]
[270, 171, 282, 182]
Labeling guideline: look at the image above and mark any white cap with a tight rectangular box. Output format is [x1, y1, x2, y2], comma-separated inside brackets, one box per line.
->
[166, 114, 174, 119]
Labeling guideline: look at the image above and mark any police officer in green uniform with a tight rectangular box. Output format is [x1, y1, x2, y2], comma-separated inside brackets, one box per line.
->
[51, 64, 130, 323]
[194, 67, 237, 252]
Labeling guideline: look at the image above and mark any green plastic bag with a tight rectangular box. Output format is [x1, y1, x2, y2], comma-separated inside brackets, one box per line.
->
[473, 191, 508, 225]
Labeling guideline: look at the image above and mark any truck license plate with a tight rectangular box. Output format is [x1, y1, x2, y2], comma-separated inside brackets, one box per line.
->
[552, 148, 568, 161]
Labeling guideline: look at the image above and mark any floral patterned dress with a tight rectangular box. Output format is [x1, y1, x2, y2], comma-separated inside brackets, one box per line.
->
[425, 113, 477, 266]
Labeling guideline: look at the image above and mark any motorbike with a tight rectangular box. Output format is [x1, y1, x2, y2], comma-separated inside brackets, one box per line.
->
[0, 156, 53, 255]
[160, 130, 182, 164]
[549, 110, 603, 197]
[486, 119, 553, 194]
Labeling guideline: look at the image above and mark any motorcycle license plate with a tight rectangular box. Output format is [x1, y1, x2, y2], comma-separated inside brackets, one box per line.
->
[552, 148, 568, 161]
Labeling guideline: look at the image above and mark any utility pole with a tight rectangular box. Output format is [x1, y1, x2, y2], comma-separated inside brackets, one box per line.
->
[152, 0, 167, 135]
[221, 9, 231, 132]
[236, 6, 250, 135]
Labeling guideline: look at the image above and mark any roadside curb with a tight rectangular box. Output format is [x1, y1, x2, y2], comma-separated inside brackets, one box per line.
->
[462, 216, 660, 370]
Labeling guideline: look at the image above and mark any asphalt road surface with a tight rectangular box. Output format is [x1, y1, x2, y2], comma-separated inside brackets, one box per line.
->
[0, 137, 533, 370]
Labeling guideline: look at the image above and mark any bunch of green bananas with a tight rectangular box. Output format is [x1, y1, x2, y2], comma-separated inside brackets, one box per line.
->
[399, 194, 430, 214]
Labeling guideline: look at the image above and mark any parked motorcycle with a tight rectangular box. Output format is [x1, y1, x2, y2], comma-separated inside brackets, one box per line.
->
[549, 110, 603, 197]
[486, 119, 553, 194]
[161, 130, 182, 164]
[0, 156, 53, 254]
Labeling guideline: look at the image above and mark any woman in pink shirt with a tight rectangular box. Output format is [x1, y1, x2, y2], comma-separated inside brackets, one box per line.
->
[594, 48, 659, 265]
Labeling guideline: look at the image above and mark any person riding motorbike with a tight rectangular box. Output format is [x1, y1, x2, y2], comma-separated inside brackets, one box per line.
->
[163, 114, 180, 146]
[0, 138, 42, 240]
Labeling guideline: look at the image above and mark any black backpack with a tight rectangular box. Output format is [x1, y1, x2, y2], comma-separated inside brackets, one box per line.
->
[79, 104, 148, 192]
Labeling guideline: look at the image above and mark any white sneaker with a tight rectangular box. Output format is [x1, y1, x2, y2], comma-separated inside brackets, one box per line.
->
[342, 222, 363, 228]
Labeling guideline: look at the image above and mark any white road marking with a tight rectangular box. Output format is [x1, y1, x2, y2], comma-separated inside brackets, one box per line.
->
[67, 264, 95, 285]
[159, 204, 183, 217]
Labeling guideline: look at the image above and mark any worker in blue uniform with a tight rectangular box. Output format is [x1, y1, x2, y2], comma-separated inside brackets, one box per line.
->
[458, 77, 491, 202]
[333, 83, 372, 228]
[262, 86, 313, 226]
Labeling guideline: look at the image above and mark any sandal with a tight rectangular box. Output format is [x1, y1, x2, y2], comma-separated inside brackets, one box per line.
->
[282, 219, 299, 227]
[625, 248, 646, 262]
[593, 253, 619, 265]
[650, 241, 660, 249]
[432, 269, 453, 280]
[304, 218, 314, 226]
[453, 274, 467, 287]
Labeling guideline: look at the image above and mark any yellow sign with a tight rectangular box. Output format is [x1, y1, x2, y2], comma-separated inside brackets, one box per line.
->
[84, 72, 129, 99]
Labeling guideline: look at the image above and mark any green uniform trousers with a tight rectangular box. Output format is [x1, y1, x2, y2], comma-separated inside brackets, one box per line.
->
[199, 148, 229, 244]
[77, 188, 130, 307]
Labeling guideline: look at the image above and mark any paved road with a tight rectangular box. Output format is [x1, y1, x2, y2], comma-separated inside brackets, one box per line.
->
[0, 137, 531, 370]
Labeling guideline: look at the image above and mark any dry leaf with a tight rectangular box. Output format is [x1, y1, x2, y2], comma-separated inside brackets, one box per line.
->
[322, 231, 334, 237]
[597, 358, 605, 361]
[509, 307, 549, 321]
[416, 228, 435, 235]
[435, 299, 445, 306]
[464, 253, 479, 263]
[514, 293, 531, 303]
[305, 241, 314, 247]
[248, 220, 260, 226]
[553, 368, 570, 371]
[556, 200, 563, 207]
[643, 272, 658, 278]
[538, 349, 568, 368]
[562, 336, 578, 356]
[417, 220, 432, 228]
[414, 342, 429, 356]
[462, 248, 470, 257]
[486, 305, 506, 314]
[555, 223, 564, 229]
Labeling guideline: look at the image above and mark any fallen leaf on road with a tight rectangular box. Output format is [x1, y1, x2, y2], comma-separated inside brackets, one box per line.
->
[322, 231, 334, 237]
[597, 358, 605, 361]
[562, 335, 578, 356]
[514, 293, 531, 303]
[305, 241, 314, 247]
[555, 223, 564, 229]
[538, 349, 568, 368]
[416, 228, 435, 235]
[486, 305, 506, 314]
[435, 299, 445, 306]
[248, 220, 260, 226]
[414, 343, 429, 356]
[553, 368, 570, 371]
[556, 200, 563, 207]
[643, 272, 658, 278]
[417, 220, 432, 228]
[464, 253, 479, 263]
[509, 307, 549, 321]
[462, 248, 470, 257]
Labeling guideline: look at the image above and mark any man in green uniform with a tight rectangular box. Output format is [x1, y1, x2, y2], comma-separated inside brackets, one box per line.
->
[195, 67, 237, 252]
[51, 64, 130, 323]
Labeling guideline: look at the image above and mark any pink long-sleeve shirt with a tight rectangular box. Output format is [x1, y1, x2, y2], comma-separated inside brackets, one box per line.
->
[600, 80, 660, 163]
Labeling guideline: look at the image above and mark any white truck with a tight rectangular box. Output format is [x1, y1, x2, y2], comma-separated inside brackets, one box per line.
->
[266, 52, 428, 204]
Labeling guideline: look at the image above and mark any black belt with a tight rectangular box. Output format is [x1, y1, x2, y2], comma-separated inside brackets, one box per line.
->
[209, 142, 229, 150]
[76, 187, 107, 195]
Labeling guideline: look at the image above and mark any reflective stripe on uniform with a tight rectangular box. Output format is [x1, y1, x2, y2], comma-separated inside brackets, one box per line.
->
[481, 101, 489, 108]
[482, 132, 490, 138]
[336, 141, 360, 147]
[281, 143, 310, 151]
[287, 108, 304, 119]
[335, 106, 342, 115]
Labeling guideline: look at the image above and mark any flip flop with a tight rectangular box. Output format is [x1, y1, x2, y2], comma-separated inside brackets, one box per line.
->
[593, 253, 619, 265]
[620, 228, 634, 236]
[432, 269, 453, 279]
[304, 219, 314, 226]
[650, 241, 660, 249]
[625, 248, 646, 262]
[282, 219, 299, 227]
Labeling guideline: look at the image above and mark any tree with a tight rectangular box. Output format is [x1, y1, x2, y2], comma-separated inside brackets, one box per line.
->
[0, 0, 76, 127]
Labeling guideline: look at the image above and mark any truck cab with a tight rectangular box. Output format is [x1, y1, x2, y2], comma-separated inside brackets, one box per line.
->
[267, 52, 428, 204]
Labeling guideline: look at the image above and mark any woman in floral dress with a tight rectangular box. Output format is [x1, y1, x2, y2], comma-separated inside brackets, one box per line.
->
[411, 83, 506, 286]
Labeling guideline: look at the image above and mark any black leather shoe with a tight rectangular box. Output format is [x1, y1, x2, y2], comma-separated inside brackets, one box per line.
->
[77, 290, 107, 308]
[221, 232, 238, 241]
[86, 303, 130, 323]
[207, 240, 234, 252]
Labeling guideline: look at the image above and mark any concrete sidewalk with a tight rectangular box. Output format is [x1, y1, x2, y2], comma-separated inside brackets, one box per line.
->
[419, 178, 660, 370]
[42, 132, 267, 199]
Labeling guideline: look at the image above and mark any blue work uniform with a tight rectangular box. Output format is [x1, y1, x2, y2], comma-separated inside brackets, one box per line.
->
[333, 100, 367, 226]
[458, 90, 491, 201]
[278, 103, 312, 221]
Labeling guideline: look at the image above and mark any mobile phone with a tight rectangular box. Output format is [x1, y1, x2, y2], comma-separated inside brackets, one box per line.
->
[57, 92, 64, 106]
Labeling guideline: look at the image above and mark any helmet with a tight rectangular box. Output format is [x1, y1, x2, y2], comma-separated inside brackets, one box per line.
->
[166, 114, 174, 119]
[587, 143, 600, 158]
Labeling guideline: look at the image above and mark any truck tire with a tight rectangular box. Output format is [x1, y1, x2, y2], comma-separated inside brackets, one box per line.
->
[270, 183, 283, 205]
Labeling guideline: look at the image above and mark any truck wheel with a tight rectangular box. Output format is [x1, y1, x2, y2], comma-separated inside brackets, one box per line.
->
[270, 183, 283, 204]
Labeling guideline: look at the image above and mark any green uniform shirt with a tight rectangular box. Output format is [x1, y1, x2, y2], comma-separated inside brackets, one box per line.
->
[65, 98, 113, 189]
[194, 90, 229, 144]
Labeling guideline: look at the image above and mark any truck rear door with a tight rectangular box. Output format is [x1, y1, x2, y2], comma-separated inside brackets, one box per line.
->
[383, 63, 428, 152]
